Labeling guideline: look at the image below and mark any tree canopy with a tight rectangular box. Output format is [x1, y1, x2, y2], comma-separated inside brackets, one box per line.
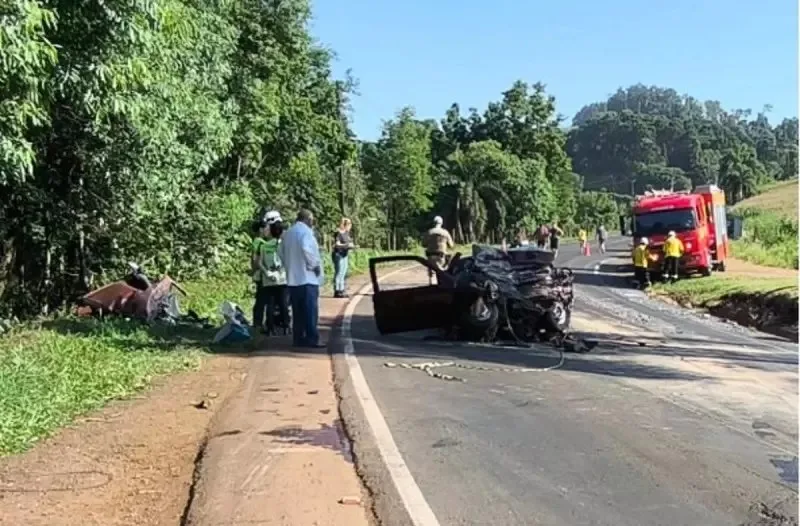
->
[567, 84, 798, 204]
[0, 0, 795, 319]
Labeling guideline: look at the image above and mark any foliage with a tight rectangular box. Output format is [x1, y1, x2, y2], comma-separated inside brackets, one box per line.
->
[567, 84, 798, 204]
[0, 0, 356, 318]
[729, 178, 798, 269]
[0, 243, 402, 455]
[360, 81, 578, 245]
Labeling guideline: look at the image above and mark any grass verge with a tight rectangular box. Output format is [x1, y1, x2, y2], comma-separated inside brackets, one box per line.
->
[0, 247, 410, 456]
[650, 275, 798, 339]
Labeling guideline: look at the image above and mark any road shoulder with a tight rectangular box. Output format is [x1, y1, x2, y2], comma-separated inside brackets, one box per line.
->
[185, 279, 379, 526]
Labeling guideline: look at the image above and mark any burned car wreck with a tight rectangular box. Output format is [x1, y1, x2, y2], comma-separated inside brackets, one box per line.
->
[370, 245, 575, 344]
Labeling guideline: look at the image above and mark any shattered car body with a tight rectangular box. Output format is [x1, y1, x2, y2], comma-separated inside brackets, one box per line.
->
[370, 245, 575, 343]
[75, 262, 187, 322]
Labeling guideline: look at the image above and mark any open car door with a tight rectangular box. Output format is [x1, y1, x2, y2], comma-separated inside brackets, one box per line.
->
[369, 255, 456, 335]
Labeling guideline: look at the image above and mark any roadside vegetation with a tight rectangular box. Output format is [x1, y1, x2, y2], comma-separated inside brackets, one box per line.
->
[730, 179, 798, 269]
[0, 246, 404, 456]
[651, 274, 797, 339]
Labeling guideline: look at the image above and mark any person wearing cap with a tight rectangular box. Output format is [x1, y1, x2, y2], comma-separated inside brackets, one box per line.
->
[662, 230, 684, 283]
[424, 216, 454, 281]
[632, 237, 652, 289]
[251, 211, 288, 334]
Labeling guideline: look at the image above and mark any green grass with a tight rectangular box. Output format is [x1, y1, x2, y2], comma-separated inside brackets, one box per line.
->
[729, 179, 798, 270]
[652, 275, 797, 306]
[732, 179, 798, 220]
[0, 246, 411, 456]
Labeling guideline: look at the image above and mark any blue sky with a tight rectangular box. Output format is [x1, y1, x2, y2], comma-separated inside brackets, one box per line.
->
[311, 0, 797, 140]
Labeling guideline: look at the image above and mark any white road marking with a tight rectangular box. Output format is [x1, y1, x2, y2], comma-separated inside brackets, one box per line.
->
[342, 267, 442, 526]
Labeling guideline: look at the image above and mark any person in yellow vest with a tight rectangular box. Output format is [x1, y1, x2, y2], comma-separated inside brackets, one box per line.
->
[632, 237, 651, 289]
[662, 230, 684, 283]
[257, 220, 289, 335]
[578, 228, 588, 253]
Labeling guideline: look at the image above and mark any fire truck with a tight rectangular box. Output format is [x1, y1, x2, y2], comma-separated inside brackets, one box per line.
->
[632, 185, 730, 278]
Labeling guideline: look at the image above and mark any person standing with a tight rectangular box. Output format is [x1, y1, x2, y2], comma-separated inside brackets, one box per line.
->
[424, 215, 454, 267]
[578, 227, 588, 254]
[549, 221, 564, 258]
[596, 224, 608, 254]
[534, 224, 550, 249]
[260, 220, 289, 335]
[662, 230, 684, 283]
[279, 209, 325, 349]
[632, 237, 652, 289]
[332, 218, 355, 298]
[251, 220, 270, 330]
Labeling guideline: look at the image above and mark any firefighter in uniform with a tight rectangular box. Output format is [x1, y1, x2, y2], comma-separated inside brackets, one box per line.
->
[632, 237, 651, 289]
[662, 230, 684, 283]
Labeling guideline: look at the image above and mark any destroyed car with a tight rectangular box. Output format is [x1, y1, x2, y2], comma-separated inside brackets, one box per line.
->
[369, 245, 574, 343]
[75, 262, 187, 323]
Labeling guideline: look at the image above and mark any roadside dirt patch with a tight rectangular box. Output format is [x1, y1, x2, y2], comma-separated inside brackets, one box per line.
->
[725, 258, 797, 278]
[0, 354, 247, 526]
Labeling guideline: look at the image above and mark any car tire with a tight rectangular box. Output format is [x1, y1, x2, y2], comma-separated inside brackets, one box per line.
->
[458, 297, 499, 341]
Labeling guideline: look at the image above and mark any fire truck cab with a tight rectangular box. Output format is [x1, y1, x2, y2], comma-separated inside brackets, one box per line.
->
[632, 185, 730, 278]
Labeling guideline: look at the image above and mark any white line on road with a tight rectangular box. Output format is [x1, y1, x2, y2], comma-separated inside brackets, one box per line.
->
[342, 267, 442, 526]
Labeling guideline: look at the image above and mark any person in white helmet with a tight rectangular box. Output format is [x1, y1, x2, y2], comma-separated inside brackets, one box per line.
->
[632, 237, 651, 289]
[424, 215, 454, 282]
[662, 230, 684, 283]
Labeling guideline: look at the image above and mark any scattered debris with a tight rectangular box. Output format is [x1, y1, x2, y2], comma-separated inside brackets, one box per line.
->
[338, 496, 362, 506]
[191, 399, 211, 410]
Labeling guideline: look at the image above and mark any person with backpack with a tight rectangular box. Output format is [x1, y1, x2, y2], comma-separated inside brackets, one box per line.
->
[252, 213, 289, 335]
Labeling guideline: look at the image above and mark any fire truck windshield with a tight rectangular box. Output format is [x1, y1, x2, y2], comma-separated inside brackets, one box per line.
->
[634, 208, 696, 237]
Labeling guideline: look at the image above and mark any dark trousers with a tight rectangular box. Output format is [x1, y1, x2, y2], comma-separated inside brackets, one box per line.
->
[254, 284, 289, 332]
[664, 256, 680, 280]
[288, 284, 319, 347]
[634, 267, 650, 288]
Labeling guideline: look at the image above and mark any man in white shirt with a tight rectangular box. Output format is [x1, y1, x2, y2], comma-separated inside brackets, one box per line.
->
[279, 209, 325, 348]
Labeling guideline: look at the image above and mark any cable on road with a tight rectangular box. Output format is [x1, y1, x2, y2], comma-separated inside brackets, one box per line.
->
[384, 349, 565, 383]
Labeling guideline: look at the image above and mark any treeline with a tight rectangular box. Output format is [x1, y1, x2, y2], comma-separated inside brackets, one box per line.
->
[567, 84, 798, 203]
[357, 82, 622, 248]
[1, 0, 796, 318]
[1, 0, 356, 316]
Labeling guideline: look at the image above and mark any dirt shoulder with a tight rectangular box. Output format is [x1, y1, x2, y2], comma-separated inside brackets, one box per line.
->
[184, 278, 378, 526]
[0, 354, 248, 526]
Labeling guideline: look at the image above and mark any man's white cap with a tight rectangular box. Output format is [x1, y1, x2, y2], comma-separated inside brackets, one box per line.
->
[667, 230, 676, 237]
[433, 215, 443, 225]
[639, 237, 648, 245]
[265, 210, 282, 224]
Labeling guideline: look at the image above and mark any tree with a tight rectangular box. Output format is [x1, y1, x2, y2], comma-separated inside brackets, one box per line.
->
[367, 108, 434, 249]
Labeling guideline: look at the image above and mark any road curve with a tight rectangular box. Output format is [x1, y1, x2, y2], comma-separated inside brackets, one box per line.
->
[333, 239, 798, 526]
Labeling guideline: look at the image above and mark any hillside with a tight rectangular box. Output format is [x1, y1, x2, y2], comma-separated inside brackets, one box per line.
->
[732, 179, 798, 219]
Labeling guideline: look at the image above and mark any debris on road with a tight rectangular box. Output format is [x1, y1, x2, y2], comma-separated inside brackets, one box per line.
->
[338, 496, 362, 506]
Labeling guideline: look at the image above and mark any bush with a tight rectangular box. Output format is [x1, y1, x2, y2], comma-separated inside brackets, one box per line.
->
[731, 208, 798, 269]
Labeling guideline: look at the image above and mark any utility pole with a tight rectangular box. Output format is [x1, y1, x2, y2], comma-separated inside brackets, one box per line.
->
[337, 165, 346, 217]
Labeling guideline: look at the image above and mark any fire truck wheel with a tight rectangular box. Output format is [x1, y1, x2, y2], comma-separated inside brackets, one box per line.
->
[701, 266, 712, 277]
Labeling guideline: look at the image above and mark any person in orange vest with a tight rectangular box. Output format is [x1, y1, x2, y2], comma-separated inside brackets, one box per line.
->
[662, 230, 684, 283]
[632, 237, 652, 289]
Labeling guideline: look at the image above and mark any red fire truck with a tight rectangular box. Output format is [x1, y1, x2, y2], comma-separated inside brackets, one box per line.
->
[632, 185, 730, 278]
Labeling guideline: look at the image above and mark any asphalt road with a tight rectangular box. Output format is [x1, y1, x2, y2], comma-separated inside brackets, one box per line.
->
[338, 238, 798, 526]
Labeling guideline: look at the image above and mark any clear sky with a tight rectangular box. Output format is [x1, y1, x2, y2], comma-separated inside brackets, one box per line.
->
[310, 0, 798, 140]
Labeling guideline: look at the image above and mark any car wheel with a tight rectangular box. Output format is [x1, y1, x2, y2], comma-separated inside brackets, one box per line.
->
[458, 297, 499, 341]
